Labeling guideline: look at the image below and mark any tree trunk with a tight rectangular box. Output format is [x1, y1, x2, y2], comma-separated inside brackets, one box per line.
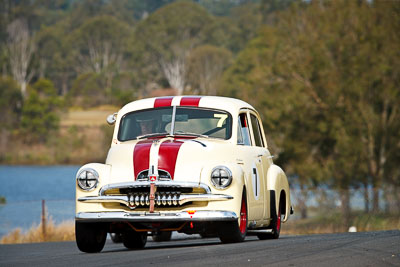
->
[340, 187, 351, 229]
[363, 180, 369, 213]
[395, 186, 400, 214]
[372, 186, 380, 213]
[61, 74, 68, 96]
[298, 183, 308, 219]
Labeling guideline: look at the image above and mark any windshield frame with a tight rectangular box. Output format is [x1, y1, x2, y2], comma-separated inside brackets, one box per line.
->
[117, 106, 233, 142]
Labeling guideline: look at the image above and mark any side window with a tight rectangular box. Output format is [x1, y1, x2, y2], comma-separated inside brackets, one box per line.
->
[238, 113, 251, 146]
[250, 114, 264, 147]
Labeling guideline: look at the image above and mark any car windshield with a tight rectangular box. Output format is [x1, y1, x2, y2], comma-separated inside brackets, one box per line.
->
[118, 107, 232, 141]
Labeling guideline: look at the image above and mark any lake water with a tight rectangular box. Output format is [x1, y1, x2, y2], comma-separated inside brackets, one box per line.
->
[0, 166, 79, 238]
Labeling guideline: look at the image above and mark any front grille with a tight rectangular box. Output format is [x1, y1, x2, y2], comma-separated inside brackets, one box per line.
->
[137, 169, 171, 181]
[100, 181, 208, 209]
[127, 192, 181, 207]
[78, 181, 233, 210]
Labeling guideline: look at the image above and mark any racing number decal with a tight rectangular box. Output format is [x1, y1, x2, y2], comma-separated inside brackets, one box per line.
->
[252, 163, 260, 200]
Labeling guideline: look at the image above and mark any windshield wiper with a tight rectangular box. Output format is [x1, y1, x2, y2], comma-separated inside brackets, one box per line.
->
[136, 132, 169, 140]
[174, 131, 209, 138]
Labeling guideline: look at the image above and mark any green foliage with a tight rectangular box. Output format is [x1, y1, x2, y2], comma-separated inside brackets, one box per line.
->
[68, 73, 107, 108]
[0, 77, 22, 130]
[0, 196, 6, 204]
[20, 79, 61, 143]
[134, 1, 212, 57]
[221, 0, 400, 209]
[186, 45, 232, 94]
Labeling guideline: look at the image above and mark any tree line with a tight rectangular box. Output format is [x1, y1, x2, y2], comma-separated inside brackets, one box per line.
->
[0, 0, 399, 221]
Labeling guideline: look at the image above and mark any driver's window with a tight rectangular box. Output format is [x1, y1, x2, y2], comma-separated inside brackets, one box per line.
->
[238, 113, 251, 146]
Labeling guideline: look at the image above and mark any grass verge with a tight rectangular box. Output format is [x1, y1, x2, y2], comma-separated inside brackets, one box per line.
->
[0, 218, 74, 244]
[282, 212, 400, 235]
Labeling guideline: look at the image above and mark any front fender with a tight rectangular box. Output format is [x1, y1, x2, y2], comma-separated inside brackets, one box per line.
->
[76, 163, 112, 213]
[199, 163, 245, 224]
[266, 164, 291, 222]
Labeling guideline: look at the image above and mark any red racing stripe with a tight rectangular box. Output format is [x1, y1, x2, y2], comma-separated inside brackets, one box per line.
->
[158, 140, 184, 180]
[180, 96, 201, 107]
[154, 97, 174, 108]
[133, 140, 152, 180]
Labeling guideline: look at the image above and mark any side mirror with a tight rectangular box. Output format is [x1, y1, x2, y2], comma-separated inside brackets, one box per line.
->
[107, 113, 117, 125]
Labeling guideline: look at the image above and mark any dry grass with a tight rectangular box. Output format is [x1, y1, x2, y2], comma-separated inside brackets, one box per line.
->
[281, 212, 400, 235]
[61, 106, 119, 127]
[0, 218, 74, 244]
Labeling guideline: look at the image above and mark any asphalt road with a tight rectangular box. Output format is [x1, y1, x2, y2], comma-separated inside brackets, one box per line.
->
[0, 230, 399, 267]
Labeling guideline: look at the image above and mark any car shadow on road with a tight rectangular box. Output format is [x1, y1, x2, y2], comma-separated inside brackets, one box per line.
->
[100, 237, 262, 254]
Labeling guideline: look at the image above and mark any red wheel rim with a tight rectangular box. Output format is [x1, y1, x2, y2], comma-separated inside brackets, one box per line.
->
[276, 209, 281, 232]
[239, 196, 247, 234]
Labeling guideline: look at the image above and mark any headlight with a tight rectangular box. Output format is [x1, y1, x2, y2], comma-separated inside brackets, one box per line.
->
[76, 168, 99, 191]
[211, 166, 232, 189]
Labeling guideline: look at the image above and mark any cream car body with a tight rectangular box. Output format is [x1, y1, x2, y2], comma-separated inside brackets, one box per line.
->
[75, 96, 292, 252]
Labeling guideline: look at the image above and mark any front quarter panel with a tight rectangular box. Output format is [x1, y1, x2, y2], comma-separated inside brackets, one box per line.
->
[76, 163, 111, 213]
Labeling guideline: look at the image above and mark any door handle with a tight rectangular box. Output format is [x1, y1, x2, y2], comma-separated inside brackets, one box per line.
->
[260, 155, 274, 159]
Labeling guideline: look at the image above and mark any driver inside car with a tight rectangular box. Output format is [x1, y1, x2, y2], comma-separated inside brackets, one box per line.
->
[137, 118, 155, 135]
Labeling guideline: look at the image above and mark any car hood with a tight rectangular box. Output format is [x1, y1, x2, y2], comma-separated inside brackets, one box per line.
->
[106, 137, 233, 184]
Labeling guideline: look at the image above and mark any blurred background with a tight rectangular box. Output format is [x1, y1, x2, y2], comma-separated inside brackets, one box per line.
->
[0, 0, 399, 243]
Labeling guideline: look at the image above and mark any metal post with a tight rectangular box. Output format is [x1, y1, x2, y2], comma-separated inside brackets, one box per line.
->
[42, 199, 46, 240]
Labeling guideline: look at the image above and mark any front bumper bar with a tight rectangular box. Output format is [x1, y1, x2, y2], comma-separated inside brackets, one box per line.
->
[75, 210, 238, 223]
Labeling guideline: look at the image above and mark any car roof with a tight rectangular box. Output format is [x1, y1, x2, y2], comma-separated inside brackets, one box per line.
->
[118, 96, 255, 116]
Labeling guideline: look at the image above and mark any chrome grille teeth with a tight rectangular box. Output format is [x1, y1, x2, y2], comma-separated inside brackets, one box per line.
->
[129, 193, 180, 207]
[172, 195, 178, 206]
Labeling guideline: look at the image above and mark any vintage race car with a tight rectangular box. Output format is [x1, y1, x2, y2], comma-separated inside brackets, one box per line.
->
[75, 96, 292, 253]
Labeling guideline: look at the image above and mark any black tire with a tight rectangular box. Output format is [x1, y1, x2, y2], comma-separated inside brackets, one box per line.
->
[152, 231, 172, 242]
[122, 230, 147, 249]
[257, 191, 282, 240]
[75, 221, 107, 253]
[218, 189, 247, 243]
[110, 233, 123, 243]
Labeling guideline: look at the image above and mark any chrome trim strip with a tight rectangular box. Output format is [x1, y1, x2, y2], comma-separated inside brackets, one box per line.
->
[76, 210, 237, 222]
[99, 181, 211, 196]
[170, 105, 176, 135]
[78, 193, 232, 206]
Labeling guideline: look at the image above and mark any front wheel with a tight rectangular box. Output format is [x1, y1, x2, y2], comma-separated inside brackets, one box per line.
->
[122, 230, 147, 249]
[75, 221, 107, 253]
[218, 189, 247, 243]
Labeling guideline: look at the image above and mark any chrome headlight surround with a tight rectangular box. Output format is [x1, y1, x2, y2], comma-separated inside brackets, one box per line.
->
[76, 168, 99, 191]
[211, 166, 233, 189]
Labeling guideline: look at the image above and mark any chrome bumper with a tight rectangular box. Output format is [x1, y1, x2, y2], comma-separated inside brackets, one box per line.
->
[75, 210, 238, 223]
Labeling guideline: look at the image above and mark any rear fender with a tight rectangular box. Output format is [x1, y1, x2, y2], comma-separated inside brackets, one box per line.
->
[266, 165, 291, 222]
